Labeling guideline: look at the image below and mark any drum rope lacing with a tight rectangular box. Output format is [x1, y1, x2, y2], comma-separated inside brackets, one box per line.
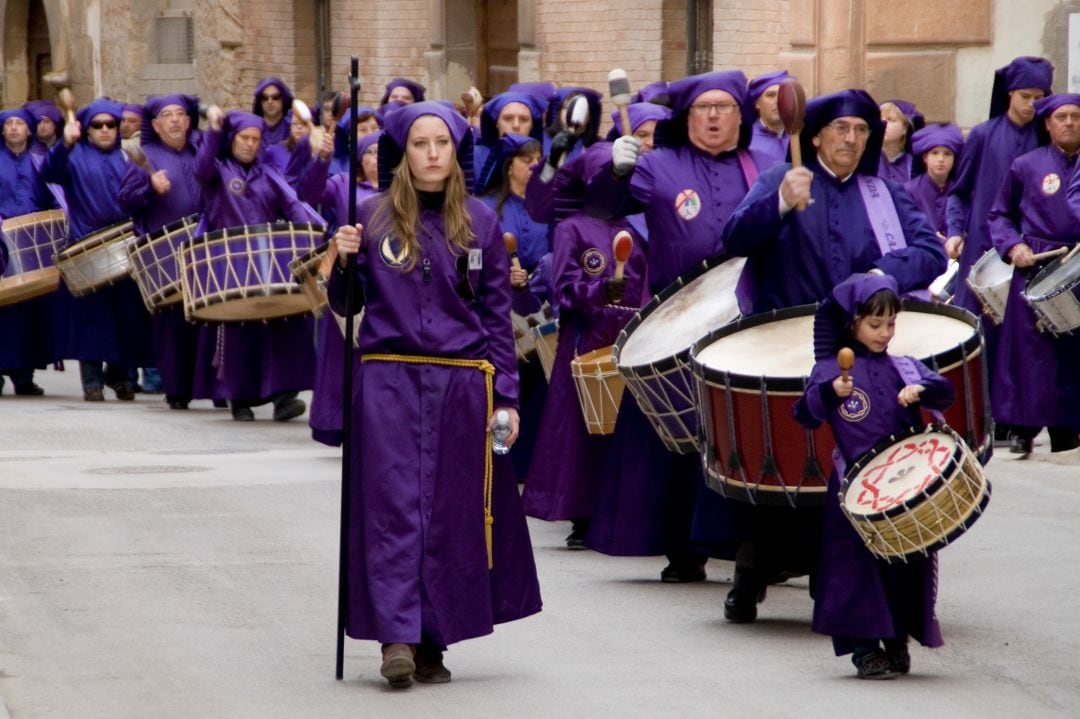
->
[361, 353, 497, 569]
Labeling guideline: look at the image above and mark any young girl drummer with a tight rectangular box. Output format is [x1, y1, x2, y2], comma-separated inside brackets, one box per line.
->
[793, 273, 955, 679]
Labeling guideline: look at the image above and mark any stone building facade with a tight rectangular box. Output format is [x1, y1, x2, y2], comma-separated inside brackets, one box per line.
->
[0, 0, 1075, 129]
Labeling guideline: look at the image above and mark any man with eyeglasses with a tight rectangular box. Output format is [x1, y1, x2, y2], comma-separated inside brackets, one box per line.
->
[0, 108, 62, 398]
[251, 77, 294, 148]
[118, 95, 207, 411]
[945, 56, 1053, 452]
[43, 99, 154, 402]
[990, 95, 1080, 457]
[721, 90, 944, 624]
[748, 70, 792, 169]
[586, 70, 771, 587]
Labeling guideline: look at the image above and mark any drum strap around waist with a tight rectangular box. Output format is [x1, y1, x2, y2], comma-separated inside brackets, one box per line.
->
[890, 355, 945, 424]
[362, 352, 497, 569]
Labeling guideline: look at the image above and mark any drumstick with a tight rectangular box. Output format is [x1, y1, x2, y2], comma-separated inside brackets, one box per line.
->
[56, 87, 77, 126]
[608, 69, 633, 137]
[1061, 243, 1080, 263]
[777, 77, 809, 211]
[503, 232, 522, 271]
[292, 99, 325, 157]
[612, 231, 633, 281]
[121, 136, 156, 173]
[838, 347, 855, 383]
[1030, 247, 1068, 262]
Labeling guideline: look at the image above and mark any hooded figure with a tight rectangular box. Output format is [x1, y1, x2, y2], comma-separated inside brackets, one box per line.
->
[379, 77, 426, 105]
[251, 77, 294, 147]
[747, 69, 791, 168]
[793, 272, 952, 673]
[324, 100, 542, 681]
[877, 99, 926, 184]
[724, 88, 945, 314]
[904, 123, 965, 234]
[474, 91, 545, 177]
[990, 93, 1080, 453]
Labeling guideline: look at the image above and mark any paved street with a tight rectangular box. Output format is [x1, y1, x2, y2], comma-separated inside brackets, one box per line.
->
[1, 368, 1078, 718]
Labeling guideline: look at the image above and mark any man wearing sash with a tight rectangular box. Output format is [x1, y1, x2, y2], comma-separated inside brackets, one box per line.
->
[118, 95, 206, 410]
[720, 89, 944, 623]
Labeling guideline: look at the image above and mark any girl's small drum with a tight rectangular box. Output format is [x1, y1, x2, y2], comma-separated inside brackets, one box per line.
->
[55, 220, 137, 296]
[966, 248, 1012, 324]
[1022, 249, 1080, 335]
[0, 209, 68, 307]
[128, 214, 199, 311]
[840, 424, 991, 563]
[571, 345, 624, 435]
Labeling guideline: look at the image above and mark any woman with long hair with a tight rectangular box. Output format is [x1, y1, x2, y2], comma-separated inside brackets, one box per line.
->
[330, 102, 541, 689]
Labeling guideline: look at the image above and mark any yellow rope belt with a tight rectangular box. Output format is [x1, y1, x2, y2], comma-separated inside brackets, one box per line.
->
[361, 353, 497, 569]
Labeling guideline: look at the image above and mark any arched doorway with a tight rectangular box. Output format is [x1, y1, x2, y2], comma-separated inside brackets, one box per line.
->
[2, 0, 52, 105]
[443, 0, 520, 99]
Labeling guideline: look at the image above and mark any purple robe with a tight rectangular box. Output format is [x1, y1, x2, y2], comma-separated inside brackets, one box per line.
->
[794, 348, 953, 651]
[118, 135, 206, 400]
[749, 122, 789, 169]
[42, 137, 153, 366]
[326, 194, 541, 646]
[723, 162, 946, 313]
[521, 214, 647, 521]
[904, 173, 951, 235]
[877, 152, 913, 184]
[192, 126, 317, 400]
[946, 115, 1039, 314]
[481, 193, 548, 272]
[988, 145, 1080, 429]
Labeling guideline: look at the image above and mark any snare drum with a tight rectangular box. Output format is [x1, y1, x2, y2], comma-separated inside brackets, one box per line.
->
[690, 301, 991, 506]
[614, 255, 746, 453]
[127, 214, 199, 310]
[0, 210, 68, 307]
[1022, 250, 1080, 334]
[54, 220, 137, 296]
[531, 320, 559, 382]
[966, 249, 1011, 324]
[180, 222, 324, 322]
[929, 259, 959, 304]
[511, 307, 554, 362]
[840, 424, 991, 562]
[571, 345, 625, 435]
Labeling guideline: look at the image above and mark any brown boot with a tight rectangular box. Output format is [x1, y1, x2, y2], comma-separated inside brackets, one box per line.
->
[414, 647, 451, 684]
[380, 643, 415, 688]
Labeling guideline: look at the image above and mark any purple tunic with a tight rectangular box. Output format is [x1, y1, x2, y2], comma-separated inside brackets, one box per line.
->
[946, 115, 1039, 314]
[42, 136, 153, 366]
[327, 194, 541, 646]
[723, 163, 946, 313]
[192, 126, 317, 400]
[988, 145, 1080, 429]
[749, 122, 789, 169]
[794, 348, 953, 650]
[522, 214, 647, 521]
[481, 193, 548, 272]
[904, 173, 951, 235]
[877, 152, 913, 184]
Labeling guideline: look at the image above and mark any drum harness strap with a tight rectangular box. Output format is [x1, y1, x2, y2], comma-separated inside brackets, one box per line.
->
[361, 353, 497, 569]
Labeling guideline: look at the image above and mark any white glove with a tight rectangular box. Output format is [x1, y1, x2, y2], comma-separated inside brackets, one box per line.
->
[612, 136, 641, 175]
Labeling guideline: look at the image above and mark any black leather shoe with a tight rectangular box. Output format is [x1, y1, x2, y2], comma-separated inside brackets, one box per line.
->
[168, 399, 190, 410]
[272, 397, 306, 422]
[1009, 435, 1033, 456]
[855, 650, 900, 680]
[660, 562, 707, 583]
[13, 382, 45, 396]
[231, 406, 255, 422]
[883, 639, 910, 675]
[724, 571, 767, 623]
[83, 387, 105, 402]
[113, 383, 136, 401]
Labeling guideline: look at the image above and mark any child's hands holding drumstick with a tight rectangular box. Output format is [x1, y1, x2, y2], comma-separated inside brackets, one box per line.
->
[833, 347, 854, 397]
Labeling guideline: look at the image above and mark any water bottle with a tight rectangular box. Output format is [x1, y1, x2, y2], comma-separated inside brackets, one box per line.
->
[491, 409, 512, 455]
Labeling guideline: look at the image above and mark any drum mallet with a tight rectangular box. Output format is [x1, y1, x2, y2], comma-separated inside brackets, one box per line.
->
[838, 347, 855, 383]
[612, 230, 633, 281]
[608, 69, 634, 137]
[121, 134, 157, 173]
[777, 77, 809, 211]
[291, 98, 325, 158]
[44, 71, 77, 126]
[503, 232, 522, 272]
[1029, 246, 1067, 262]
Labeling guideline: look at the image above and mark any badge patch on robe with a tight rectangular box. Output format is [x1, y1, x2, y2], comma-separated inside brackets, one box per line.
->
[1042, 173, 1061, 195]
[228, 177, 246, 195]
[581, 248, 606, 275]
[379, 234, 408, 267]
[839, 388, 871, 422]
[468, 248, 482, 270]
[675, 189, 702, 220]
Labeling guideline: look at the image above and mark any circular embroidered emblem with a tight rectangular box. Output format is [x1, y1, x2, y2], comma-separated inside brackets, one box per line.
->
[379, 234, 408, 267]
[228, 177, 246, 195]
[675, 189, 702, 221]
[839, 388, 871, 423]
[1042, 172, 1061, 195]
[581, 248, 606, 275]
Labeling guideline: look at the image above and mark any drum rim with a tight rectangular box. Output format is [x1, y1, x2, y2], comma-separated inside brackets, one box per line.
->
[877, 486, 991, 563]
[288, 241, 332, 273]
[614, 252, 742, 372]
[689, 300, 982, 393]
[199, 221, 326, 243]
[134, 214, 200, 249]
[1024, 252, 1080, 301]
[839, 423, 973, 521]
[57, 220, 135, 258]
[1, 208, 67, 233]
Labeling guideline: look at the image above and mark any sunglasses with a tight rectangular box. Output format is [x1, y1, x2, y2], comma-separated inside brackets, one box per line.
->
[260, 93, 282, 102]
[89, 119, 118, 130]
